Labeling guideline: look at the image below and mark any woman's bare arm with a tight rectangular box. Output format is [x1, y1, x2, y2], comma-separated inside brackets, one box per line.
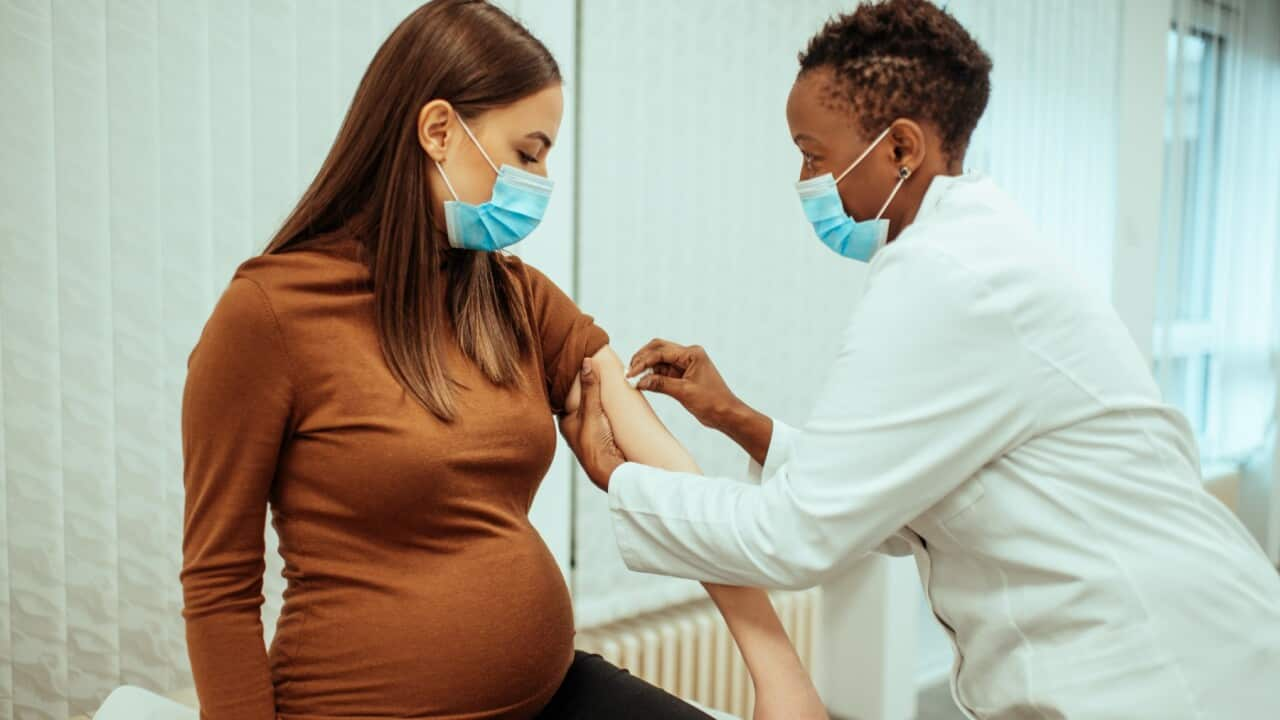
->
[564, 346, 827, 720]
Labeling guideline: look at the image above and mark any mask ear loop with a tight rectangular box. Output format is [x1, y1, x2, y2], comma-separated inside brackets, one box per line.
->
[432, 111, 499, 201]
[455, 115, 500, 175]
[874, 165, 912, 220]
[434, 160, 460, 201]
[835, 125, 895, 184]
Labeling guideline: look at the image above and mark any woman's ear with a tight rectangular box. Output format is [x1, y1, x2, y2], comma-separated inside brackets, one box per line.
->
[418, 99, 454, 163]
[889, 119, 928, 174]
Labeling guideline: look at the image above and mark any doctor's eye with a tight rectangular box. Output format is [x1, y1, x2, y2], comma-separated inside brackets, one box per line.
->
[518, 151, 538, 165]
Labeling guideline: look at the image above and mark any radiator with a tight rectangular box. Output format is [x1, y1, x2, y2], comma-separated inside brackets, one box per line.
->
[574, 588, 822, 718]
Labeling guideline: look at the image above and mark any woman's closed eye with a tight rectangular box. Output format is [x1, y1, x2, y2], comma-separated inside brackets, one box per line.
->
[518, 150, 540, 166]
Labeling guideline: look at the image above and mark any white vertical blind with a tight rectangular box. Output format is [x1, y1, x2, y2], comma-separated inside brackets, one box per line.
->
[0, 0, 556, 715]
[51, 1, 120, 709]
[952, 0, 1122, 294]
[2, 3, 65, 717]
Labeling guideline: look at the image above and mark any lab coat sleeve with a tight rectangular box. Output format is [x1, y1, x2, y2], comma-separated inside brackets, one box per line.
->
[608, 246, 1035, 589]
[744, 418, 910, 557]
[744, 417, 800, 483]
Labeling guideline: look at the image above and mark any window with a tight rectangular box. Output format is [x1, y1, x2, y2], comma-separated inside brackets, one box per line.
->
[1153, 21, 1229, 451]
[1154, 0, 1279, 469]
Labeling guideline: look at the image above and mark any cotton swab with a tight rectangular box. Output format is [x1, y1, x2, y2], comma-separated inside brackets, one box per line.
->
[627, 367, 654, 389]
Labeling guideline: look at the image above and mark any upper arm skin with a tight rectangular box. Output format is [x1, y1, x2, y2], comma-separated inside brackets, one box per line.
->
[564, 346, 700, 472]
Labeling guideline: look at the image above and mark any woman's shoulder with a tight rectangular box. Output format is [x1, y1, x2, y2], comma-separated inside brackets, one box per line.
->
[231, 236, 368, 304]
[493, 252, 568, 303]
[237, 234, 365, 278]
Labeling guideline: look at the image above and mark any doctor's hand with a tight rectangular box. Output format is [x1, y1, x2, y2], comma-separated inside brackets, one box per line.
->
[629, 339, 775, 468]
[627, 339, 742, 429]
[558, 358, 625, 492]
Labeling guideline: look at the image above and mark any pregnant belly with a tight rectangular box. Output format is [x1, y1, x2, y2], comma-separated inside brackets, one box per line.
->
[270, 534, 575, 719]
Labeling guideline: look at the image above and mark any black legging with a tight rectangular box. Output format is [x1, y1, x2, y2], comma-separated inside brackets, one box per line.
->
[534, 651, 716, 719]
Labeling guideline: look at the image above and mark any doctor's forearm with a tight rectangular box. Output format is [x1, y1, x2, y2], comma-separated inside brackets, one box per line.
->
[714, 400, 774, 467]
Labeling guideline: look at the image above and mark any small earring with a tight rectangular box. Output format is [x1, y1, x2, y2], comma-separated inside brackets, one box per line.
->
[898, 166, 912, 180]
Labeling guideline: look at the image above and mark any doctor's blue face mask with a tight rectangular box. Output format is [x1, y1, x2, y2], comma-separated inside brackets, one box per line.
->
[433, 116, 553, 252]
[795, 125, 912, 263]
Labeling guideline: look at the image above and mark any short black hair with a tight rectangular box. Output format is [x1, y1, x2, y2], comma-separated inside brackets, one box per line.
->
[799, 0, 992, 158]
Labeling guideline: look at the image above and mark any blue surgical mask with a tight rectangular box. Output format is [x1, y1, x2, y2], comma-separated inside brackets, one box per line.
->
[795, 125, 911, 262]
[434, 117, 553, 252]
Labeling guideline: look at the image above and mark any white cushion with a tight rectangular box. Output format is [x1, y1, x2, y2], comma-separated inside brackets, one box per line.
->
[93, 686, 197, 720]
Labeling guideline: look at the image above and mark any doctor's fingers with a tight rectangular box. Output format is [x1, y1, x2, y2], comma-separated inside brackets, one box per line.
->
[579, 358, 605, 416]
[556, 412, 580, 448]
[650, 362, 683, 378]
[636, 373, 693, 403]
[556, 406, 581, 442]
[628, 339, 705, 376]
[558, 360, 601, 442]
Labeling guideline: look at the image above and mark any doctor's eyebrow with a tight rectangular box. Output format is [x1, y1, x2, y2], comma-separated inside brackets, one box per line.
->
[526, 131, 553, 150]
[793, 133, 822, 147]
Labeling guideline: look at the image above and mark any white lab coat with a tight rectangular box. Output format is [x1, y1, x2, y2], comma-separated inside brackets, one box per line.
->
[608, 174, 1280, 719]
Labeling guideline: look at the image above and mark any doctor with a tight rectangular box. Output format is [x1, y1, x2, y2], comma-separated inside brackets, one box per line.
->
[558, 1, 1280, 718]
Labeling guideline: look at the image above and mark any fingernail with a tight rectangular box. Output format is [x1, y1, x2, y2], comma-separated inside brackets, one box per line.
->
[581, 358, 592, 377]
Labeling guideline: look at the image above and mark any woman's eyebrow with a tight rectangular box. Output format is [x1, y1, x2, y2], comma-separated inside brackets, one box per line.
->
[792, 132, 821, 147]
[526, 131, 553, 150]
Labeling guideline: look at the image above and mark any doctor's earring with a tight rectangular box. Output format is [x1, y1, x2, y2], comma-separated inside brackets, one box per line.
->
[898, 166, 912, 180]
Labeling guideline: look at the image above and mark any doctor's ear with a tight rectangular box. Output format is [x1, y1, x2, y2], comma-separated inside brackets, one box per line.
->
[888, 119, 928, 175]
[418, 99, 456, 163]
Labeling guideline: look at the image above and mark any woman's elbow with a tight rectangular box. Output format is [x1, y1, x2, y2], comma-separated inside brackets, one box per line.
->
[180, 556, 267, 621]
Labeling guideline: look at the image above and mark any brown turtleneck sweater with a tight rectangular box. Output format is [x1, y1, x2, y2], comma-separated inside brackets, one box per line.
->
[180, 233, 608, 719]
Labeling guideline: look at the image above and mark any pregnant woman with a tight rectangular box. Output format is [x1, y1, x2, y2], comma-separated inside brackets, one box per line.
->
[179, 1, 825, 719]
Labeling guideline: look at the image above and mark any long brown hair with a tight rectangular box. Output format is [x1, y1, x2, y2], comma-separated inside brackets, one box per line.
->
[263, 0, 560, 421]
